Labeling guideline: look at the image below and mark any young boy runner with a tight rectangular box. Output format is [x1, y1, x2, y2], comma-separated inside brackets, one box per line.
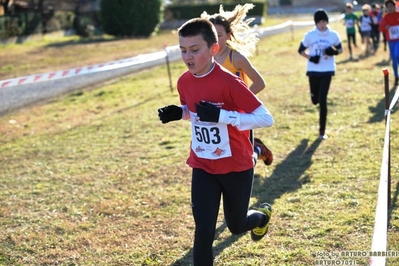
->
[158, 18, 274, 265]
[344, 2, 358, 60]
[298, 9, 343, 140]
[370, 3, 382, 52]
[378, 3, 388, 51]
[202, 3, 273, 166]
[379, 0, 399, 85]
[359, 4, 373, 56]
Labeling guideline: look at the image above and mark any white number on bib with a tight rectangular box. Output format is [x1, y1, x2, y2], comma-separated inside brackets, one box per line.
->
[346, 19, 354, 28]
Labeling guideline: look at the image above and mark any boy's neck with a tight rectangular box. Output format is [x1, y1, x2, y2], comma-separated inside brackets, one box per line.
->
[193, 62, 216, 78]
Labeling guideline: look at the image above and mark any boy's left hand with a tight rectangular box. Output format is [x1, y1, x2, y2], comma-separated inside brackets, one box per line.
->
[324, 46, 338, 56]
[195, 101, 220, 123]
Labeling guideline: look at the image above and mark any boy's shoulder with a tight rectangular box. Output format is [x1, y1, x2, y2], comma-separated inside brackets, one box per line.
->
[177, 70, 196, 86]
[385, 12, 399, 18]
[178, 70, 192, 80]
[304, 27, 317, 35]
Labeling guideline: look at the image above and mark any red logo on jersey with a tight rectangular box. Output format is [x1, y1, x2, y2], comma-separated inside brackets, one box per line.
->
[195, 145, 205, 153]
[212, 147, 225, 157]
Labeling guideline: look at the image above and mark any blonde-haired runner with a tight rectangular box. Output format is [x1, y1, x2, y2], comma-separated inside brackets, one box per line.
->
[202, 4, 273, 166]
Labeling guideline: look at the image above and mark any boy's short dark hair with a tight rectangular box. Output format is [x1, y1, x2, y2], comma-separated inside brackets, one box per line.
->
[178, 18, 218, 48]
[385, 0, 396, 6]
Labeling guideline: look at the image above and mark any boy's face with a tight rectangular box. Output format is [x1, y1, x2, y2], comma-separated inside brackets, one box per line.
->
[386, 2, 396, 13]
[179, 34, 219, 76]
[316, 20, 328, 31]
[346, 7, 352, 14]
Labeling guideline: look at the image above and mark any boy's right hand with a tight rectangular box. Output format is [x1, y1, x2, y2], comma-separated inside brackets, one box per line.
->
[158, 105, 182, 124]
[309, 55, 320, 64]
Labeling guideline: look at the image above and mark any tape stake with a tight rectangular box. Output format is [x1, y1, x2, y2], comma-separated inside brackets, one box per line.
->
[383, 68, 389, 76]
[34, 75, 42, 81]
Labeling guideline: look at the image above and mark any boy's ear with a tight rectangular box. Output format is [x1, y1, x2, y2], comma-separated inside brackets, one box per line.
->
[210, 43, 220, 56]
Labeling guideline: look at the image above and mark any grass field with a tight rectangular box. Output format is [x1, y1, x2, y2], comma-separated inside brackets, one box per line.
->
[1, 15, 399, 265]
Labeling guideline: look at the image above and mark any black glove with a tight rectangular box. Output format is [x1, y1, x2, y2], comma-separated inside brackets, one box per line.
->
[324, 46, 339, 56]
[158, 105, 182, 124]
[195, 101, 220, 123]
[309, 55, 320, 64]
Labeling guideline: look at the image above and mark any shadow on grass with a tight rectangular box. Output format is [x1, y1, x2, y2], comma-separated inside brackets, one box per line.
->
[172, 138, 322, 265]
[336, 57, 359, 64]
[251, 138, 322, 206]
[375, 58, 391, 67]
[389, 182, 399, 225]
[368, 85, 398, 123]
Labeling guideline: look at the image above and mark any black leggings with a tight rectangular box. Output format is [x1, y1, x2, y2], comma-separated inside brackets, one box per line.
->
[371, 26, 380, 50]
[191, 168, 265, 265]
[347, 32, 356, 55]
[309, 75, 332, 133]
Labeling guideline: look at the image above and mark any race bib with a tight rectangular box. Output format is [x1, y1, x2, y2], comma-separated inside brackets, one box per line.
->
[190, 112, 232, 160]
[389, 25, 399, 40]
[346, 19, 354, 28]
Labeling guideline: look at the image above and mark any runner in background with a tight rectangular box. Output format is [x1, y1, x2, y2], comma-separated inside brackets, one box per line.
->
[379, 0, 399, 86]
[359, 4, 373, 56]
[202, 4, 273, 166]
[298, 9, 343, 140]
[343, 2, 359, 60]
[369, 3, 381, 52]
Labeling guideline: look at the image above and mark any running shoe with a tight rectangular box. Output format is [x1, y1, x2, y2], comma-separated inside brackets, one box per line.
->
[251, 203, 272, 241]
[254, 138, 273, 165]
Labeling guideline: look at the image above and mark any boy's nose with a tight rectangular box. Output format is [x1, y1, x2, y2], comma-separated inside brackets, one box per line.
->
[183, 52, 193, 59]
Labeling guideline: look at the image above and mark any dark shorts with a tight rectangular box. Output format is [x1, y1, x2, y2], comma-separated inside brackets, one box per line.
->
[361, 30, 371, 38]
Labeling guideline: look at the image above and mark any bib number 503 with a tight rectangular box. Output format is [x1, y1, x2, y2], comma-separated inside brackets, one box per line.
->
[194, 126, 221, 144]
